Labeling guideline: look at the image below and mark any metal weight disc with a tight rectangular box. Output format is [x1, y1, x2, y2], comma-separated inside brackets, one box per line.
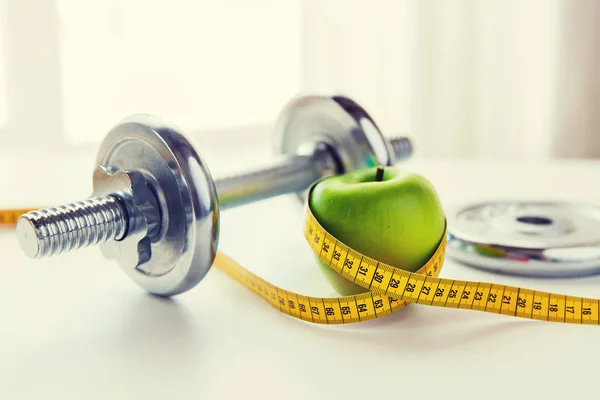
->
[446, 200, 600, 277]
[272, 93, 395, 202]
[92, 114, 219, 296]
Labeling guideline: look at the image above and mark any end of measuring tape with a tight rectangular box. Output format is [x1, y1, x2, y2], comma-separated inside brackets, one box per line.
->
[0, 209, 35, 227]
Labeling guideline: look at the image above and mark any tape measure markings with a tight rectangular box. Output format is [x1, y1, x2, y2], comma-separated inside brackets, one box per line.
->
[296, 204, 599, 325]
[1, 206, 599, 325]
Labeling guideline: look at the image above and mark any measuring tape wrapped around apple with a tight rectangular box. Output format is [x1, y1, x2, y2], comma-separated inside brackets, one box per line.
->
[1, 166, 599, 325]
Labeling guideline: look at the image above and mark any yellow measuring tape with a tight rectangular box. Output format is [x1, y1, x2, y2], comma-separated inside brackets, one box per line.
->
[1, 202, 599, 326]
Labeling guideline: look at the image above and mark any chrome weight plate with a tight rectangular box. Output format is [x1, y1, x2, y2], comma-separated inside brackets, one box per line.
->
[93, 114, 219, 296]
[446, 201, 600, 277]
[272, 93, 394, 203]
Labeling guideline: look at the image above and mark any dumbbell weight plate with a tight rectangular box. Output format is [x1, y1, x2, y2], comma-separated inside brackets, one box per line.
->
[272, 94, 395, 202]
[93, 114, 220, 296]
[446, 200, 600, 277]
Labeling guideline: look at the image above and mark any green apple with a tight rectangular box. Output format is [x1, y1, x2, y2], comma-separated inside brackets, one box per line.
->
[308, 166, 446, 296]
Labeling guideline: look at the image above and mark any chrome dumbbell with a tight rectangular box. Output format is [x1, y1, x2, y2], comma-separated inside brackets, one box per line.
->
[16, 93, 413, 297]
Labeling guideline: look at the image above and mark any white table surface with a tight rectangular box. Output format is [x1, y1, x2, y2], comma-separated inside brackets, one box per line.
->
[1, 139, 600, 399]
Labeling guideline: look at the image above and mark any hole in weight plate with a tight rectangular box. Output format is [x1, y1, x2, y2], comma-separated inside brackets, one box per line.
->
[516, 216, 553, 226]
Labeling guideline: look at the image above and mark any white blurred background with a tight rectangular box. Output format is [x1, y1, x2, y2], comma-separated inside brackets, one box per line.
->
[0, 0, 598, 159]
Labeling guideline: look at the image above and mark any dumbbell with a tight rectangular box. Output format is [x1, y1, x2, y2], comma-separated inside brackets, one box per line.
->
[16, 93, 413, 297]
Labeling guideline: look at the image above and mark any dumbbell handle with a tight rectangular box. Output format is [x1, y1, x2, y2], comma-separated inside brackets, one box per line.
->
[215, 136, 412, 210]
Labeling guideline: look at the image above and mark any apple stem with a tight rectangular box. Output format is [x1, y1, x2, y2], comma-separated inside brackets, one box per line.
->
[375, 166, 385, 182]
